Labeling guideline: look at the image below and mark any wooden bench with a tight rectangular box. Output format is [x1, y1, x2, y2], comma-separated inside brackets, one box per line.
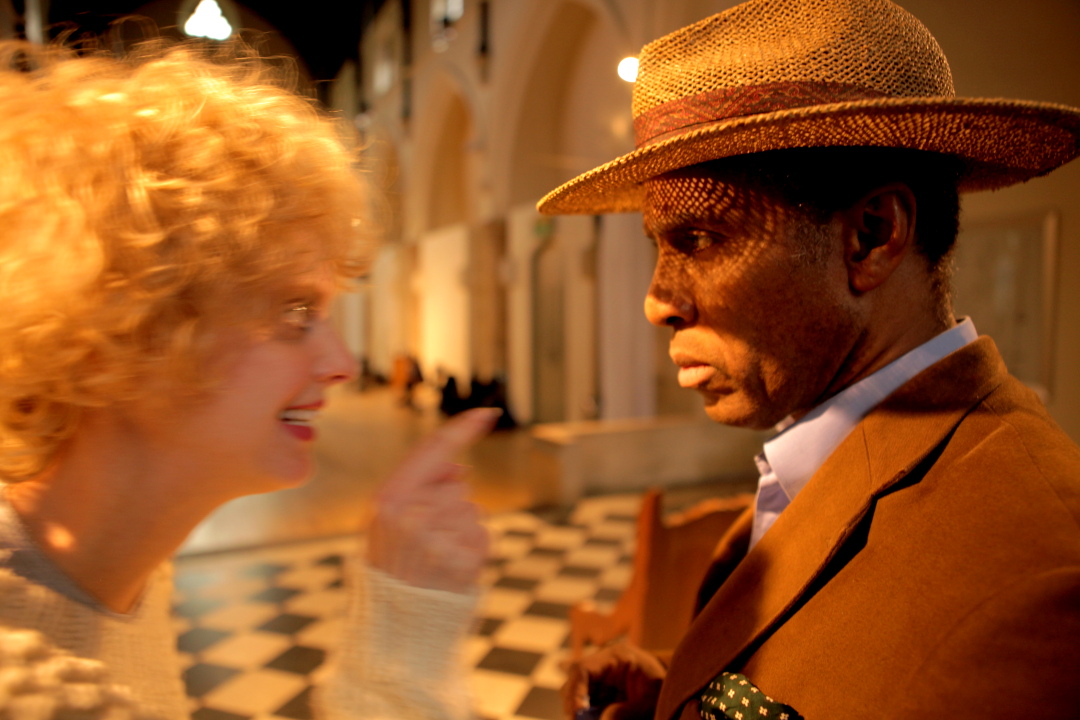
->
[569, 488, 753, 657]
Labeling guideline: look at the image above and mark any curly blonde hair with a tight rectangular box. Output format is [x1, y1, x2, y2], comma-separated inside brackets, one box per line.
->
[0, 38, 374, 481]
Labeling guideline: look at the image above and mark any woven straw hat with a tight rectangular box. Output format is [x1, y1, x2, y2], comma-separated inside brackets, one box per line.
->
[537, 0, 1080, 215]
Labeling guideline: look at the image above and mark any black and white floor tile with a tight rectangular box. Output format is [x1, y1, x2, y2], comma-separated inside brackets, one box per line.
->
[172, 494, 645, 720]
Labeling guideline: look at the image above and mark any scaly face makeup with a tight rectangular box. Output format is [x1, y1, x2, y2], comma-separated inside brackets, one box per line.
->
[643, 167, 860, 429]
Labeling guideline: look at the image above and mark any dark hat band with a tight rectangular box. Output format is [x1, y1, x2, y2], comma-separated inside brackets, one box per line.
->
[633, 81, 895, 147]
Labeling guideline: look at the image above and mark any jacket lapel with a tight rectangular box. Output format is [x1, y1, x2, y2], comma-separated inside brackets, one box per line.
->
[655, 338, 1009, 720]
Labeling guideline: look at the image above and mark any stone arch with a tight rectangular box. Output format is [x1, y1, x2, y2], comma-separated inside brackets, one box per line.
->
[506, 1, 597, 206]
[399, 68, 478, 385]
[0, 0, 15, 39]
[352, 118, 404, 380]
[493, 0, 647, 422]
[493, 0, 627, 423]
[403, 65, 477, 238]
[427, 91, 471, 230]
[487, 0, 636, 213]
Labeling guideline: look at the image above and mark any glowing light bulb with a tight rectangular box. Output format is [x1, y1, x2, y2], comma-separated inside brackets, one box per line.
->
[184, 0, 233, 41]
[617, 56, 639, 83]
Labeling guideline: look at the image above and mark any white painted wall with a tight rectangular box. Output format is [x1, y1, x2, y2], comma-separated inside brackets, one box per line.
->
[900, 0, 1080, 440]
[598, 212, 657, 419]
[560, 214, 599, 422]
[559, 3, 636, 183]
[367, 244, 406, 379]
[506, 203, 544, 423]
[336, 291, 367, 365]
[416, 224, 471, 382]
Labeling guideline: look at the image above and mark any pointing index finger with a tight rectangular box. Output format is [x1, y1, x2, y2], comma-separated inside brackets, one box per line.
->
[379, 408, 501, 500]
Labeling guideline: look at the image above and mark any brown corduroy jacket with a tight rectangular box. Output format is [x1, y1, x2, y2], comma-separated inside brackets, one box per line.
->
[657, 337, 1080, 720]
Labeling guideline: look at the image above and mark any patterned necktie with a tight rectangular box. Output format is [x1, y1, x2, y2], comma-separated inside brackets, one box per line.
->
[699, 672, 803, 720]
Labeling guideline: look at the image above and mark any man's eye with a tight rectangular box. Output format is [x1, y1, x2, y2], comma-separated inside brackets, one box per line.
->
[671, 230, 719, 254]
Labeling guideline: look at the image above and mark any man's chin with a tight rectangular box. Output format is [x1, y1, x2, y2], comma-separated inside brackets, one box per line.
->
[702, 396, 783, 431]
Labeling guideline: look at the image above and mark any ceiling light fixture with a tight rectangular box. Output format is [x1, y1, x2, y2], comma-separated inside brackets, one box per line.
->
[184, 0, 233, 41]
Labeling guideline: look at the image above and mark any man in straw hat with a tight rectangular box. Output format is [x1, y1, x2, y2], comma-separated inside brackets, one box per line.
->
[543, 0, 1080, 718]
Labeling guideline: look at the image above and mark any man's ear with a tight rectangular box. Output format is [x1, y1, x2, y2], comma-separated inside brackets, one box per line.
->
[841, 183, 916, 294]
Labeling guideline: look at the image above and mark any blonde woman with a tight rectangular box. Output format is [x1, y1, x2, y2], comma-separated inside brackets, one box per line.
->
[0, 39, 489, 720]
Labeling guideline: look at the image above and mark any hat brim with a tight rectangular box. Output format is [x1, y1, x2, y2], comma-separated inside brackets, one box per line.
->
[537, 96, 1080, 215]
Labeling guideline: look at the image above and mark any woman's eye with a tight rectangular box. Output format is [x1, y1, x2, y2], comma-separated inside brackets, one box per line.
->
[281, 303, 316, 334]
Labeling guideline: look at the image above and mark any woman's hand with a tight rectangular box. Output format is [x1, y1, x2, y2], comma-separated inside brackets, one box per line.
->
[367, 408, 499, 593]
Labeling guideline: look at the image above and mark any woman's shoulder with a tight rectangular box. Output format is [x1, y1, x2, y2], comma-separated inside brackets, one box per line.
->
[0, 562, 182, 720]
[0, 569, 138, 720]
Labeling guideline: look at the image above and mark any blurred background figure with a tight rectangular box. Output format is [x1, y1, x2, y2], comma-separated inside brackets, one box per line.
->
[391, 353, 424, 408]
[438, 367, 464, 417]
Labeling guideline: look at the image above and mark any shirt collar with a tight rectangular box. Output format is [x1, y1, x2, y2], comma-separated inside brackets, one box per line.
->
[762, 318, 978, 504]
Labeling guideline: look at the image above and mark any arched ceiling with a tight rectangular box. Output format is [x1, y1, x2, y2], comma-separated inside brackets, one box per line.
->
[37, 0, 388, 81]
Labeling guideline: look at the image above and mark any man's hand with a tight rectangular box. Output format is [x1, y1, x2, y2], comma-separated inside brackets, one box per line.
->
[563, 642, 666, 720]
[367, 408, 499, 593]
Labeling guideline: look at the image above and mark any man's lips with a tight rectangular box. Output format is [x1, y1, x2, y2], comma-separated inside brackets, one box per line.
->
[677, 364, 717, 388]
[671, 352, 719, 388]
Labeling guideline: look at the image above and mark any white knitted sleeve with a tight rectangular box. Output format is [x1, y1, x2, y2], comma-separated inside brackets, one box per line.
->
[314, 560, 478, 720]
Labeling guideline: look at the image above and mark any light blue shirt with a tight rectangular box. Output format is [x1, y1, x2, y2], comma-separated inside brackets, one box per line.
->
[748, 319, 979, 550]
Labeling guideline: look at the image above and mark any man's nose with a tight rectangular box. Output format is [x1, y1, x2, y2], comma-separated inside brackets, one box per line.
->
[644, 266, 696, 327]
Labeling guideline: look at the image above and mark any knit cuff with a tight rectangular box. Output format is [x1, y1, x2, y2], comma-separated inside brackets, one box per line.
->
[316, 560, 477, 720]
[358, 562, 478, 681]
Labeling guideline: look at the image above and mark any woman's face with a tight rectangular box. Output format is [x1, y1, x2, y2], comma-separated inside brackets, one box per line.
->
[122, 265, 356, 500]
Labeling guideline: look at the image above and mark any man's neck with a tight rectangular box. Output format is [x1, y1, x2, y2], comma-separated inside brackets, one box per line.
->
[810, 263, 956, 416]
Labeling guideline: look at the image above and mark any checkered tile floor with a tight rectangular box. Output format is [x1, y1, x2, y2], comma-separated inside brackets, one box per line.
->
[172, 493, 646, 720]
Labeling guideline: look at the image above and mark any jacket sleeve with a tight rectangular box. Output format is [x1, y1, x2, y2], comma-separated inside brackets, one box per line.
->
[886, 566, 1080, 719]
[314, 559, 478, 720]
